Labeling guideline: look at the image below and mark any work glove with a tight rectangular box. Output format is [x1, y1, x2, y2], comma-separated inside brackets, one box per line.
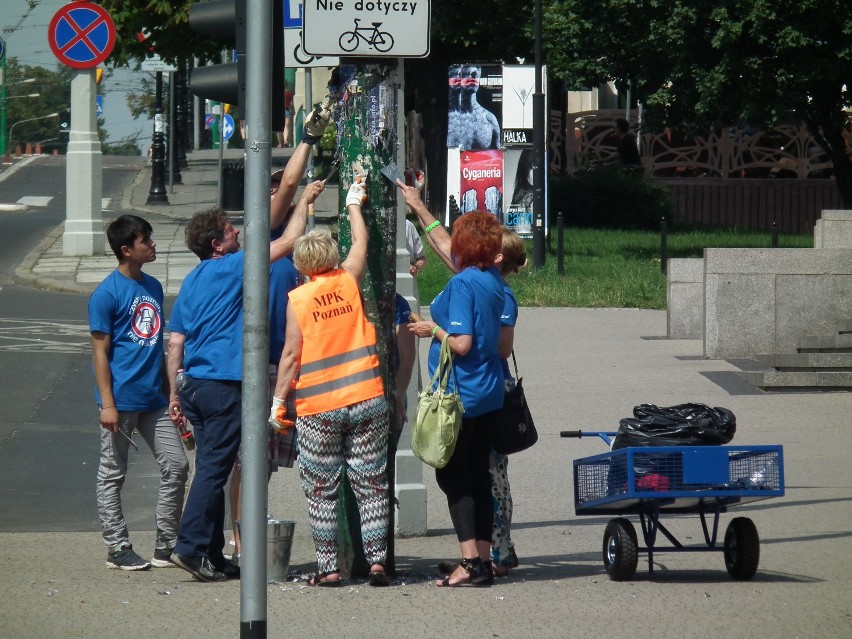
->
[346, 174, 368, 207]
[301, 98, 333, 145]
[268, 396, 295, 433]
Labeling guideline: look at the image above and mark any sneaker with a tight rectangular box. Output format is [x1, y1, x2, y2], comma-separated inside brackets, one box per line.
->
[151, 547, 175, 568]
[211, 556, 241, 580]
[106, 543, 152, 571]
[171, 553, 228, 582]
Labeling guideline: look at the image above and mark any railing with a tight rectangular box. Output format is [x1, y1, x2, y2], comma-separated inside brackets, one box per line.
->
[553, 109, 847, 233]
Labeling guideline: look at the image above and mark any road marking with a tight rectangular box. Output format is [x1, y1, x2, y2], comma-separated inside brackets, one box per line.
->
[17, 196, 53, 207]
[0, 318, 91, 353]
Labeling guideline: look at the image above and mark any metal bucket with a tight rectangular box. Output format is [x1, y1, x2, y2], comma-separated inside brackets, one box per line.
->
[233, 519, 295, 583]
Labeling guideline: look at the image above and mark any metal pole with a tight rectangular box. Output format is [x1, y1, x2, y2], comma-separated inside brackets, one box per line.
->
[168, 72, 175, 193]
[217, 105, 225, 207]
[532, 0, 546, 268]
[660, 216, 668, 274]
[241, 0, 272, 636]
[1, 45, 7, 158]
[193, 57, 201, 151]
[771, 221, 779, 248]
[146, 71, 168, 204]
[304, 67, 313, 180]
[557, 211, 564, 276]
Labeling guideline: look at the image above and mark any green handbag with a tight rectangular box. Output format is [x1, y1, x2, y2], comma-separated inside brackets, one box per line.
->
[412, 336, 464, 469]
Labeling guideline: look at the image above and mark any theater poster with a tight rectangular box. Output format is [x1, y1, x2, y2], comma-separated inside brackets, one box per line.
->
[500, 65, 547, 237]
[446, 64, 503, 220]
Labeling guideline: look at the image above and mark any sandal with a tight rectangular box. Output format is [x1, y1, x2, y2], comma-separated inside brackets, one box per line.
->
[435, 557, 491, 587]
[368, 563, 389, 587]
[307, 571, 342, 587]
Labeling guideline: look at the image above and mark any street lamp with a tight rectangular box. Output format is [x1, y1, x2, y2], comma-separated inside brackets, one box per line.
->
[5, 112, 58, 162]
[6, 93, 40, 100]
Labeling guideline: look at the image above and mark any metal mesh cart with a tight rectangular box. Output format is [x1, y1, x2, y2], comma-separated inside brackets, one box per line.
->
[562, 431, 784, 581]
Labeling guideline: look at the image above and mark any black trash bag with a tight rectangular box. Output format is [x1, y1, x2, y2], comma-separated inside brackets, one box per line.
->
[611, 403, 736, 451]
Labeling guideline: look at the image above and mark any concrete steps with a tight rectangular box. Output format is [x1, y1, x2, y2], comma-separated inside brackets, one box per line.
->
[738, 321, 852, 392]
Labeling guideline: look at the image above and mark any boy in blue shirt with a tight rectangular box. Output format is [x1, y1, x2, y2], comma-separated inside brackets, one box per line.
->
[88, 215, 189, 571]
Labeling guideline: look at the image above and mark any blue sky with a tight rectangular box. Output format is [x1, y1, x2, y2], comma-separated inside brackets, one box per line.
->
[2, 0, 152, 153]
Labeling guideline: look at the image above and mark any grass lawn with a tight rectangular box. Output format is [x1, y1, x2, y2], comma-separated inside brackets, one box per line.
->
[415, 226, 812, 310]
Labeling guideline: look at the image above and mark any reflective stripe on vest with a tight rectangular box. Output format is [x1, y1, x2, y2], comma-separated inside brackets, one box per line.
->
[289, 269, 384, 415]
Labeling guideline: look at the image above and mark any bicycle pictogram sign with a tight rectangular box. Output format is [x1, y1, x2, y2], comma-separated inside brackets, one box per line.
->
[338, 19, 395, 53]
[48, 1, 116, 69]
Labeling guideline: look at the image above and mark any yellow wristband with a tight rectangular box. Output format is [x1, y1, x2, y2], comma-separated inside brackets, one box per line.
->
[431, 325, 441, 337]
[424, 220, 440, 233]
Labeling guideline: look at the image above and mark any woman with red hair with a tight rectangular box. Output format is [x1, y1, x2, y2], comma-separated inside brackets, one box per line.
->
[401, 183, 505, 587]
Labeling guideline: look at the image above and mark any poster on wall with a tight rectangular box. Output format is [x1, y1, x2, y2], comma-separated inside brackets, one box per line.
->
[502, 148, 534, 236]
[459, 150, 503, 216]
[446, 63, 503, 219]
[447, 64, 503, 150]
[501, 65, 539, 148]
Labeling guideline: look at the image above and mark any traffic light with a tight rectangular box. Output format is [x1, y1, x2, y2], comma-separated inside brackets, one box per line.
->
[188, 0, 284, 129]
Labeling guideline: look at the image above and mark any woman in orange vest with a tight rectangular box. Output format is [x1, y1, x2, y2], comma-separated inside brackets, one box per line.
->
[269, 176, 390, 587]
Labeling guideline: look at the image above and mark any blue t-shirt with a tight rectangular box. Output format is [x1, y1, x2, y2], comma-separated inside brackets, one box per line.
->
[393, 293, 412, 372]
[269, 256, 300, 365]
[500, 282, 518, 380]
[170, 252, 244, 381]
[88, 270, 167, 412]
[428, 266, 504, 417]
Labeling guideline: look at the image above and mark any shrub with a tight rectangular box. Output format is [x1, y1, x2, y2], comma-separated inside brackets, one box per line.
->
[550, 166, 673, 230]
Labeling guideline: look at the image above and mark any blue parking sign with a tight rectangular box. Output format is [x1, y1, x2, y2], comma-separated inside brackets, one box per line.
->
[284, 0, 303, 28]
[95, 95, 104, 117]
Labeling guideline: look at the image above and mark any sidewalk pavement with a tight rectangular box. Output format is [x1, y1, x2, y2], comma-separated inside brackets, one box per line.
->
[13, 148, 340, 296]
[6, 152, 852, 637]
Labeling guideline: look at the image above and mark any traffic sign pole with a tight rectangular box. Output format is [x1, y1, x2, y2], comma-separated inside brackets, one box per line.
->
[63, 69, 105, 256]
[49, 1, 116, 256]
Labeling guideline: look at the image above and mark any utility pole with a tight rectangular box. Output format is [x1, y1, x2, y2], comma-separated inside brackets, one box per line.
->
[0, 40, 7, 158]
[334, 61, 401, 578]
[532, 0, 546, 268]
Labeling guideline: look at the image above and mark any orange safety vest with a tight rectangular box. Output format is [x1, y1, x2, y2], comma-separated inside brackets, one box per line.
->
[289, 269, 384, 416]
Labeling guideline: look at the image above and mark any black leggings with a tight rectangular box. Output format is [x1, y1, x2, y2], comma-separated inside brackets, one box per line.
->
[435, 410, 498, 543]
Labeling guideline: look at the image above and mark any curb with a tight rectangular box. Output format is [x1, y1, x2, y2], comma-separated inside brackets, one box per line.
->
[13, 223, 93, 296]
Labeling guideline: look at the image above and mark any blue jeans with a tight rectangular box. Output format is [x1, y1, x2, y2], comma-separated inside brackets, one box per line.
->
[175, 378, 241, 560]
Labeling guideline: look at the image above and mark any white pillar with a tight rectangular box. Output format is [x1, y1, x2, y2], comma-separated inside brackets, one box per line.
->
[63, 69, 104, 256]
[394, 61, 428, 536]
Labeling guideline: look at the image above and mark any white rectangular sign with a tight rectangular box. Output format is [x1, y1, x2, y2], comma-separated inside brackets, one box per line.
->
[141, 54, 177, 72]
[303, 0, 430, 57]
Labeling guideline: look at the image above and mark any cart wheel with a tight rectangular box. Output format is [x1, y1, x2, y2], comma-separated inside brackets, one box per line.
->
[602, 518, 639, 581]
[724, 517, 760, 580]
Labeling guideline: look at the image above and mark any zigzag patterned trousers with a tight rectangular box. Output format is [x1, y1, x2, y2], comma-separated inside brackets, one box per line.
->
[296, 395, 389, 574]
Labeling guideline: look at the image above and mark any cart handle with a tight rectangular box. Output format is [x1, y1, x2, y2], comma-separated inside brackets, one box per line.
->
[560, 430, 617, 446]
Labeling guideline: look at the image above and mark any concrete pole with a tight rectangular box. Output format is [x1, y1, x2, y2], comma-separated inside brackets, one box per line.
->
[335, 61, 403, 577]
[63, 69, 104, 256]
[393, 59, 427, 537]
[241, 0, 272, 635]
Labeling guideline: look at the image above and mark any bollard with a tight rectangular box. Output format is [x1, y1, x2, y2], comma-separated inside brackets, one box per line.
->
[557, 211, 565, 275]
[660, 216, 668, 274]
[771, 221, 778, 248]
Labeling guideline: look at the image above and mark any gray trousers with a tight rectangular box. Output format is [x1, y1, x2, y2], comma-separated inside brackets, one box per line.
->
[96, 409, 189, 550]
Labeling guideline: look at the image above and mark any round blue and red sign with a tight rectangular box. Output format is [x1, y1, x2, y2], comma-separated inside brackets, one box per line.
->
[48, 1, 116, 69]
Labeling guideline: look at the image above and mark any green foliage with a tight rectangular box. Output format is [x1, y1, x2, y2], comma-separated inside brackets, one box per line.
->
[416, 226, 811, 310]
[543, 0, 852, 206]
[99, 0, 220, 67]
[4, 59, 72, 153]
[549, 167, 673, 230]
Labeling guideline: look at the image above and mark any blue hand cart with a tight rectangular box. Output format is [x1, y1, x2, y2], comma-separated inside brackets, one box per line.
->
[561, 431, 784, 581]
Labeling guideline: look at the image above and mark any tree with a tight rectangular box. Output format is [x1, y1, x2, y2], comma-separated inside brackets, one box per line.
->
[543, 0, 852, 206]
[98, 1, 221, 68]
[4, 59, 72, 153]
